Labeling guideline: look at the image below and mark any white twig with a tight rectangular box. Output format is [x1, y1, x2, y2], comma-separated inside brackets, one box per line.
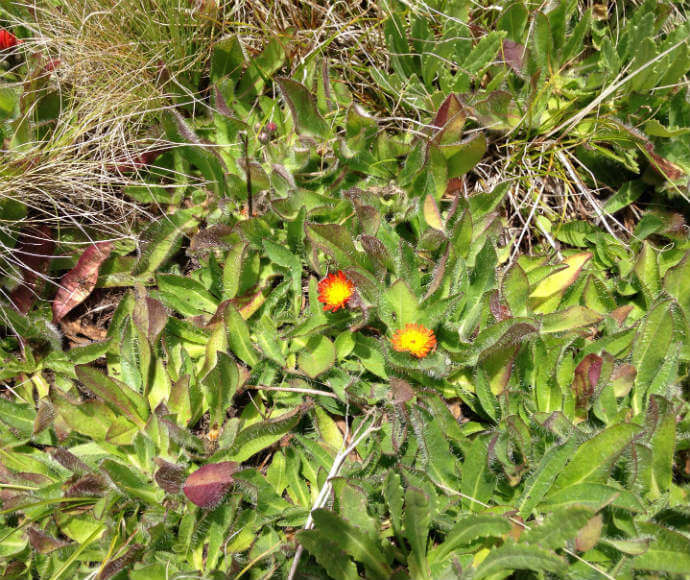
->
[546, 38, 688, 138]
[287, 412, 381, 580]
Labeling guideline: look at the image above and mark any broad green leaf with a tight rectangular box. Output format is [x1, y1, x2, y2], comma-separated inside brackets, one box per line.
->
[297, 335, 336, 378]
[276, 77, 329, 138]
[461, 436, 494, 512]
[551, 423, 642, 491]
[530, 252, 591, 300]
[224, 303, 260, 366]
[133, 210, 197, 276]
[465, 31, 506, 73]
[380, 279, 420, 329]
[306, 222, 360, 269]
[519, 506, 594, 548]
[517, 439, 576, 518]
[431, 515, 511, 562]
[297, 530, 359, 580]
[633, 524, 690, 573]
[474, 542, 566, 579]
[75, 366, 148, 428]
[217, 407, 303, 463]
[541, 482, 645, 512]
[310, 509, 392, 580]
[502, 262, 529, 317]
[404, 487, 432, 578]
[202, 351, 239, 427]
[540, 306, 602, 333]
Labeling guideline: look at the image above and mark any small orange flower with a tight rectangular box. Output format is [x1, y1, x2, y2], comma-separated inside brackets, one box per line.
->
[391, 323, 436, 358]
[317, 270, 354, 312]
[0, 29, 19, 51]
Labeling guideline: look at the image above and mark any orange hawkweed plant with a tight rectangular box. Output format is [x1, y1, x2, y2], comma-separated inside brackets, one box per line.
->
[317, 270, 355, 312]
[391, 323, 437, 358]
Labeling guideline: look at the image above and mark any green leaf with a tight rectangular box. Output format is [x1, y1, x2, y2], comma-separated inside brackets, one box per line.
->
[516, 439, 576, 518]
[133, 210, 197, 276]
[297, 335, 336, 378]
[306, 222, 361, 269]
[461, 436, 494, 512]
[297, 530, 359, 580]
[603, 181, 644, 214]
[465, 31, 506, 73]
[75, 366, 148, 428]
[540, 306, 602, 333]
[633, 524, 690, 573]
[431, 515, 511, 562]
[474, 542, 567, 579]
[218, 407, 303, 462]
[404, 487, 432, 578]
[541, 482, 645, 512]
[502, 262, 529, 317]
[310, 509, 392, 580]
[519, 506, 594, 549]
[379, 279, 420, 329]
[223, 303, 260, 367]
[202, 351, 239, 427]
[156, 273, 219, 316]
[276, 77, 330, 138]
[498, 3, 529, 42]
[551, 423, 642, 491]
[211, 36, 245, 84]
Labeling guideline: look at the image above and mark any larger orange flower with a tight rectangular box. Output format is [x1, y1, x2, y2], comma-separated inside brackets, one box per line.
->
[391, 323, 436, 358]
[317, 270, 354, 312]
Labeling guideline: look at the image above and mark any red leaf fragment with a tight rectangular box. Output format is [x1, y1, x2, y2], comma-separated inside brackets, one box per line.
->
[52, 241, 112, 322]
[573, 353, 603, 409]
[500, 40, 525, 74]
[183, 461, 238, 508]
[9, 226, 55, 314]
[644, 142, 684, 181]
[432, 94, 464, 129]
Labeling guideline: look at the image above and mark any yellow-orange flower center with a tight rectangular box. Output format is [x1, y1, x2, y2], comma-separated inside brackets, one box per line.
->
[317, 271, 355, 312]
[391, 323, 436, 358]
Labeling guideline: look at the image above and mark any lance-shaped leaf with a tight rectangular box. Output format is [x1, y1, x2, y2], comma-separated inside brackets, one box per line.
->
[474, 542, 567, 579]
[75, 365, 148, 428]
[183, 461, 239, 508]
[216, 406, 304, 463]
[276, 77, 329, 138]
[551, 423, 642, 491]
[53, 242, 112, 322]
[530, 252, 591, 301]
[9, 225, 54, 314]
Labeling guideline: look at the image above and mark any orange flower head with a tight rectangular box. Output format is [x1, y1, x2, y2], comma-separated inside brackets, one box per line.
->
[391, 323, 436, 358]
[317, 270, 355, 312]
[0, 29, 19, 51]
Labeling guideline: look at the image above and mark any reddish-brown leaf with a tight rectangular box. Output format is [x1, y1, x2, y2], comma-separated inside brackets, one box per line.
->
[489, 290, 512, 321]
[500, 40, 525, 73]
[27, 527, 69, 554]
[52, 242, 113, 322]
[644, 142, 684, 181]
[9, 226, 54, 314]
[573, 353, 603, 408]
[183, 461, 238, 508]
[431, 94, 464, 129]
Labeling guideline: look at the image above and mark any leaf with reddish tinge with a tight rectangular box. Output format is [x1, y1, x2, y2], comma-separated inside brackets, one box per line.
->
[9, 226, 54, 314]
[573, 354, 603, 408]
[644, 142, 684, 181]
[183, 461, 239, 508]
[53, 242, 113, 322]
[500, 40, 525, 73]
